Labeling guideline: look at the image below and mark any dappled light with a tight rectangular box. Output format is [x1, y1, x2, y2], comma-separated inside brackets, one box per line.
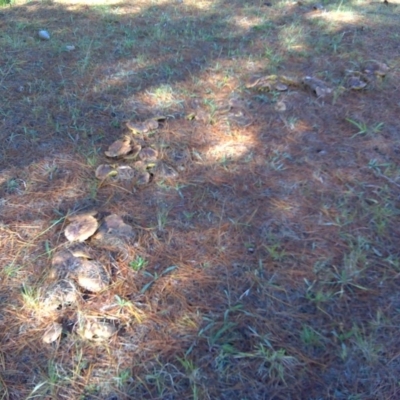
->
[0, 0, 400, 398]
[307, 9, 362, 24]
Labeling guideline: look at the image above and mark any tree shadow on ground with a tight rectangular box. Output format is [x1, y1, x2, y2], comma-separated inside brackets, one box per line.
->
[0, 0, 400, 399]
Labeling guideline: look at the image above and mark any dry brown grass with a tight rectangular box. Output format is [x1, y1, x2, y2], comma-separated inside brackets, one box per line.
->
[1, 0, 400, 398]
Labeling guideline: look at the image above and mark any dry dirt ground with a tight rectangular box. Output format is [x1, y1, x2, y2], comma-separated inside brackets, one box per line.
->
[1, 0, 400, 399]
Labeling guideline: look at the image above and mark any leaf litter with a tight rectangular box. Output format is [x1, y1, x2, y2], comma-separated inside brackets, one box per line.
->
[0, 1, 399, 399]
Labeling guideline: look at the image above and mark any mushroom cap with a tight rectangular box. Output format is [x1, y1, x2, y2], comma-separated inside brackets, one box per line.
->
[302, 76, 332, 97]
[133, 160, 147, 171]
[41, 280, 79, 312]
[347, 76, 367, 90]
[136, 171, 151, 185]
[142, 119, 159, 131]
[138, 147, 158, 162]
[50, 249, 81, 279]
[116, 165, 135, 180]
[105, 137, 132, 158]
[126, 119, 158, 134]
[65, 215, 99, 242]
[364, 61, 390, 77]
[154, 162, 178, 179]
[122, 144, 142, 160]
[275, 101, 287, 112]
[126, 121, 144, 133]
[275, 82, 288, 91]
[78, 320, 116, 341]
[104, 214, 134, 237]
[95, 164, 116, 180]
[68, 245, 93, 259]
[68, 209, 98, 221]
[246, 75, 277, 91]
[38, 30, 50, 40]
[226, 111, 253, 128]
[76, 259, 109, 292]
[42, 322, 63, 344]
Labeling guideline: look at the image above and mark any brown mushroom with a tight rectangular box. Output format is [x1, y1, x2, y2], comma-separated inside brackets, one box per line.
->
[105, 136, 132, 158]
[126, 119, 159, 134]
[75, 259, 109, 292]
[42, 322, 63, 344]
[104, 214, 134, 237]
[78, 319, 116, 341]
[65, 215, 99, 243]
[138, 147, 158, 162]
[95, 164, 116, 180]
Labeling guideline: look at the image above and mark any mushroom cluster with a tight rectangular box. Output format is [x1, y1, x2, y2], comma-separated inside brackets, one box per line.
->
[40, 212, 134, 343]
[246, 61, 390, 100]
[95, 117, 177, 188]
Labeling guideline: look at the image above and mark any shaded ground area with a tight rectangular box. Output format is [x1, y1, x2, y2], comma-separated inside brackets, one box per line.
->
[0, 0, 400, 398]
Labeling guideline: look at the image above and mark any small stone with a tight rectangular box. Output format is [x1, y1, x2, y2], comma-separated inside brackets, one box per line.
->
[38, 30, 50, 40]
[313, 3, 325, 10]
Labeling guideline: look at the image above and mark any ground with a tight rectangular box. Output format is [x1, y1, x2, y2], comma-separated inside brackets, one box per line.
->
[0, 0, 400, 399]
